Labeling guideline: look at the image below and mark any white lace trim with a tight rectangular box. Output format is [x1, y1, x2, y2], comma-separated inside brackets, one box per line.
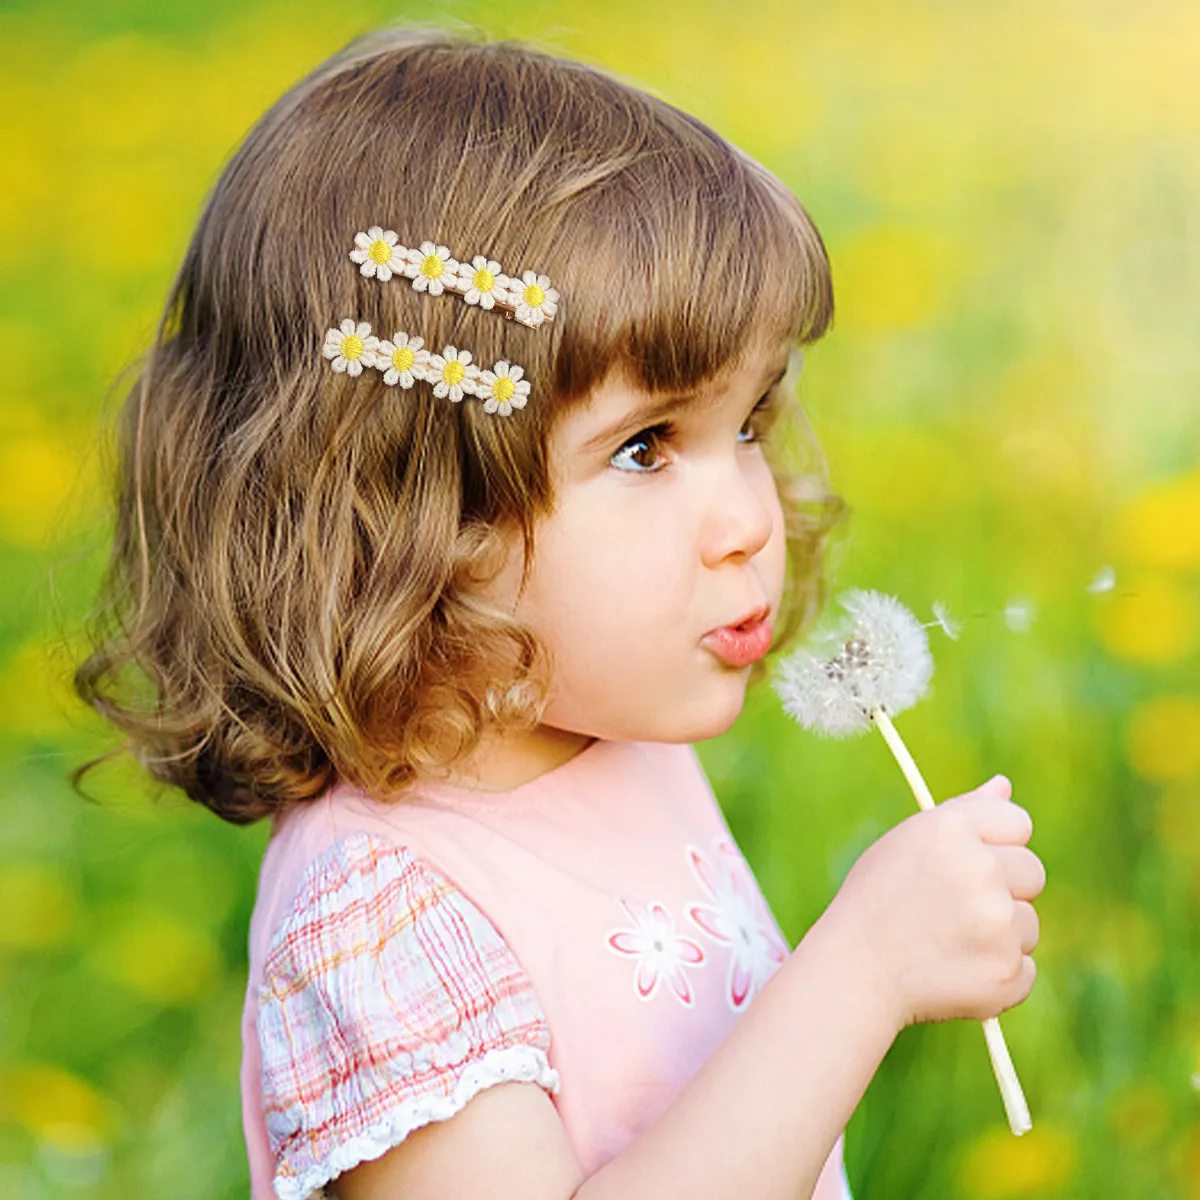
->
[272, 1043, 561, 1200]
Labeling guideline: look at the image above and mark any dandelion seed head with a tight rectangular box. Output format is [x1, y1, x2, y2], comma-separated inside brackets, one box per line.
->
[771, 589, 934, 737]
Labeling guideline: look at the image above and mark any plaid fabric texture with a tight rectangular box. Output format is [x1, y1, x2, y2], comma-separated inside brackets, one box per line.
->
[257, 830, 558, 1200]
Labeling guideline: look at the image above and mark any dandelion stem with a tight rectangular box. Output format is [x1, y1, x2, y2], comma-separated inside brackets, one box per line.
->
[871, 709, 935, 810]
[870, 708, 1033, 1137]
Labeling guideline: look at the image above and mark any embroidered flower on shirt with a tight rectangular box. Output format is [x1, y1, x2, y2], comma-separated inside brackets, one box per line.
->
[685, 838, 788, 1012]
[605, 897, 705, 1007]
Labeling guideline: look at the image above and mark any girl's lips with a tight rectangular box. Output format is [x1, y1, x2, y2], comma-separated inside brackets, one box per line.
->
[701, 617, 774, 667]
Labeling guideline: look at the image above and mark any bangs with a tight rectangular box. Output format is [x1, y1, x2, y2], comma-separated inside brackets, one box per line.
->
[547, 130, 833, 406]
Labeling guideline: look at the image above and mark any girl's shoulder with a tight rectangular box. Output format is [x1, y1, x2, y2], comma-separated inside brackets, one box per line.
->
[253, 819, 559, 1200]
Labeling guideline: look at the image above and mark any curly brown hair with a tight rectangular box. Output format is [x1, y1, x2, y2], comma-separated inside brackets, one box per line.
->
[70, 23, 844, 826]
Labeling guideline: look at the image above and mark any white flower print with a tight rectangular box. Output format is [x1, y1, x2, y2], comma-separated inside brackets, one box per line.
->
[454, 255, 511, 310]
[476, 360, 531, 416]
[426, 345, 480, 402]
[403, 240, 460, 296]
[348, 226, 408, 282]
[685, 838, 788, 1012]
[374, 332, 430, 389]
[605, 897, 705, 1007]
[512, 270, 559, 327]
[322, 319, 379, 377]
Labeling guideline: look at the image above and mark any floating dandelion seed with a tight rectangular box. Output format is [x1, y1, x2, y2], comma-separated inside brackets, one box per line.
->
[772, 588, 1032, 1137]
[1087, 566, 1116, 595]
[1004, 598, 1037, 633]
[927, 600, 961, 641]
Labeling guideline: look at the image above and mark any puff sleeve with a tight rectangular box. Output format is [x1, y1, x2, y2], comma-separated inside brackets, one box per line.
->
[256, 830, 560, 1200]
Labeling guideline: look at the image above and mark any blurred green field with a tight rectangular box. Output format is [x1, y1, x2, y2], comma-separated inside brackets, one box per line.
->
[1, 0, 1198, 1196]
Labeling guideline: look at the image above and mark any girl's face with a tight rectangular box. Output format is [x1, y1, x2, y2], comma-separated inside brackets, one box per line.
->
[470, 335, 792, 778]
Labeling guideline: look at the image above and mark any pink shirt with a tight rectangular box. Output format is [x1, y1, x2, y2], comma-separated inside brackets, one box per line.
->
[240, 736, 853, 1198]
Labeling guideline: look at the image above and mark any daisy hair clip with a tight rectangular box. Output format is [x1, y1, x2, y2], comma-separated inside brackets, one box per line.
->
[321, 321, 532, 417]
[322, 227, 556, 417]
[348, 226, 560, 329]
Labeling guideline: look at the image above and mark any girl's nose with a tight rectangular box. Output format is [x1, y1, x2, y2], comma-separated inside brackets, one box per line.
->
[700, 456, 776, 566]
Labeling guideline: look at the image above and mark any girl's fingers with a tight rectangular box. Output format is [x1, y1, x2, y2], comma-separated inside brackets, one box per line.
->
[949, 787, 1032, 846]
[1014, 900, 1040, 954]
[992, 844, 1047, 900]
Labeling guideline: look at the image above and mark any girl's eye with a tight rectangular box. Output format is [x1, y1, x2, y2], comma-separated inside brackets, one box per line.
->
[608, 390, 778, 475]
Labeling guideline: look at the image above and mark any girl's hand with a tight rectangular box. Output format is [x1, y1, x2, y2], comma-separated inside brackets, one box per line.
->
[828, 775, 1045, 1031]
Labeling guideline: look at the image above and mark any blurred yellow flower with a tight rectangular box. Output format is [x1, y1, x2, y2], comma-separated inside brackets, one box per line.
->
[831, 225, 958, 332]
[1116, 471, 1200, 571]
[1109, 1080, 1169, 1145]
[0, 433, 82, 548]
[1158, 784, 1200, 859]
[1176, 1122, 1200, 1198]
[957, 1122, 1077, 1197]
[87, 905, 222, 1006]
[1092, 902, 1163, 985]
[0, 1063, 116, 1149]
[1124, 695, 1200, 783]
[825, 427, 966, 521]
[0, 639, 79, 739]
[1094, 574, 1198, 663]
[0, 862, 76, 950]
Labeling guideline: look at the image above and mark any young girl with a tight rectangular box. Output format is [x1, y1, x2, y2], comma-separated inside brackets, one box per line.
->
[73, 24, 1045, 1200]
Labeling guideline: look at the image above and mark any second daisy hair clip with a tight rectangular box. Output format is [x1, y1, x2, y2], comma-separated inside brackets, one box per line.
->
[321, 320, 532, 417]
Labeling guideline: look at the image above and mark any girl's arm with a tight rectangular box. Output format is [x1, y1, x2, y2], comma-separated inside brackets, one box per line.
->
[336, 782, 1041, 1199]
[336, 902, 896, 1200]
[576, 901, 894, 1198]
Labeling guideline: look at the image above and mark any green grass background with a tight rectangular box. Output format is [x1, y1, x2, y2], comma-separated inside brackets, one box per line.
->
[1, 0, 1199, 1195]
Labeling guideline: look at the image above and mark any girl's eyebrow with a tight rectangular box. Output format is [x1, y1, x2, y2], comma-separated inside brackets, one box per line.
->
[578, 355, 791, 455]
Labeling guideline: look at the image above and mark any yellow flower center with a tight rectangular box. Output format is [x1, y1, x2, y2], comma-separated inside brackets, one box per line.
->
[493, 376, 516, 403]
[392, 346, 415, 372]
[368, 239, 392, 265]
[443, 360, 465, 386]
[341, 335, 364, 360]
[473, 267, 495, 292]
[421, 254, 444, 280]
[523, 283, 546, 307]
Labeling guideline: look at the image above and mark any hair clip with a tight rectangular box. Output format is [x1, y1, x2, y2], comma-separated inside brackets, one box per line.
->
[348, 226, 559, 329]
[321, 320, 531, 416]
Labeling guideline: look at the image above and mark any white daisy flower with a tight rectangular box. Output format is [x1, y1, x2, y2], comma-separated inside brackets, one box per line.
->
[322, 319, 379, 376]
[426, 345, 480, 402]
[476, 360, 531, 416]
[402, 240, 460, 296]
[454, 255, 511, 310]
[513, 270, 559, 327]
[348, 226, 408, 282]
[374, 332, 430, 389]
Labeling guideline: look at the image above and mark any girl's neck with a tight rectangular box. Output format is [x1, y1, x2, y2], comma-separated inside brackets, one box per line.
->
[424, 724, 599, 793]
